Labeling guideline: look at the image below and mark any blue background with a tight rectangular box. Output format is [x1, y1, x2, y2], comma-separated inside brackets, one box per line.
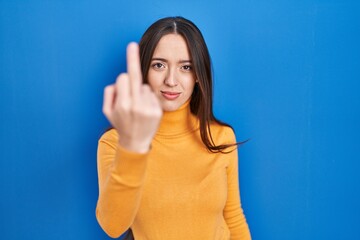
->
[1, 0, 359, 239]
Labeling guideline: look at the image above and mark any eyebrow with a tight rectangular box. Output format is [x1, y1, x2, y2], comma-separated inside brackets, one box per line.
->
[151, 57, 192, 63]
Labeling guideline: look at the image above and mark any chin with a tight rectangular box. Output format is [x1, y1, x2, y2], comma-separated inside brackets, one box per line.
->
[161, 102, 182, 112]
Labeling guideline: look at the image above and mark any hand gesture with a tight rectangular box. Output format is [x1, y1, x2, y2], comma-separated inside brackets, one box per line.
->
[102, 43, 163, 153]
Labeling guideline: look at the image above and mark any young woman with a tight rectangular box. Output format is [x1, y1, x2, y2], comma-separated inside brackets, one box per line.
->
[96, 16, 251, 239]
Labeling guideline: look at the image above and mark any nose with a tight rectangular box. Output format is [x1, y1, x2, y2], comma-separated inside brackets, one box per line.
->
[164, 68, 178, 87]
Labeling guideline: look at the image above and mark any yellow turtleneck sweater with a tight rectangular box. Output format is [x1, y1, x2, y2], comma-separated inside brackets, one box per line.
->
[96, 101, 251, 240]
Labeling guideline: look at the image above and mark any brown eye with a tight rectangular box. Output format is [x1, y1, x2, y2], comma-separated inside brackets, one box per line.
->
[152, 63, 164, 69]
[181, 65, 192, 71]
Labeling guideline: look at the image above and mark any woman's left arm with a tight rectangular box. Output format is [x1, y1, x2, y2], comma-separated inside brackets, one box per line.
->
[223, 129, 252, 240]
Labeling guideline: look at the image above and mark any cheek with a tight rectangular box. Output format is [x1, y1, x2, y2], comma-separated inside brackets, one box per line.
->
[147, 71, 161, 89]
[183, 77, 196, 93]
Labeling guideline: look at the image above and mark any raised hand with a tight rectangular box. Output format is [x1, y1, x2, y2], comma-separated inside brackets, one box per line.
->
[102, 43, 163, 153]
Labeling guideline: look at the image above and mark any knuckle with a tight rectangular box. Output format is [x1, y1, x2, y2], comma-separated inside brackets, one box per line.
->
[154, 108, 163, 118]
[119, 101, 131, 112]
[142, 84, 150, 91]
[116, 73, 128, 83]
[131, 104, 142, 114]
[104, 85, 113, 94]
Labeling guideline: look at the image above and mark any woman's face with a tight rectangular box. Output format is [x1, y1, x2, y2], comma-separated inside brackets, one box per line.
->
[148, 34, 196, 112]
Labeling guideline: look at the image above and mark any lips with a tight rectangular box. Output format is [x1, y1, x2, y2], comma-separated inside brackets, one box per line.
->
[160, 91, 181, 100]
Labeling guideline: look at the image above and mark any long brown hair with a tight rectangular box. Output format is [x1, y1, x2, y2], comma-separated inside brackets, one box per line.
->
[139, 16, 244, 153]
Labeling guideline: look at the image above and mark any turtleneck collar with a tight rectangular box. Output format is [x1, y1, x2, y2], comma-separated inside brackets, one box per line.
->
[156, 99, 199, 138]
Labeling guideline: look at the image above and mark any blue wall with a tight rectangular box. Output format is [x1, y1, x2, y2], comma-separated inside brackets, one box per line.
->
[1, 1, 359, 239]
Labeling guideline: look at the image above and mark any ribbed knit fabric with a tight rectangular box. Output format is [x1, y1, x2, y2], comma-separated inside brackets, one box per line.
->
[96, 101, 251, 240]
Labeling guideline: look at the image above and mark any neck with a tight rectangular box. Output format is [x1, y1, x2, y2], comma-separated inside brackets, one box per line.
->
[156, 100, 199, 138]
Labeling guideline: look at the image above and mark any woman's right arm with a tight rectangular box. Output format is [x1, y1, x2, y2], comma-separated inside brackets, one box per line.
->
[95, 43, 162, 238]
[96, 129, 149, 238]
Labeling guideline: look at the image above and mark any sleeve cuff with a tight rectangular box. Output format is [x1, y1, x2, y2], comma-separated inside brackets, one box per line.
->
[111, 144, 150, 186]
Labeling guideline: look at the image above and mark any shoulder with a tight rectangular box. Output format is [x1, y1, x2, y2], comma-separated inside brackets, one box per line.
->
[98, 128, 119, 149]
[209, 122, 237, 145]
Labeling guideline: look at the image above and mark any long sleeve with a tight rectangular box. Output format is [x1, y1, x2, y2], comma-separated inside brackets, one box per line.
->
[95, 104, 252, 239]
[95, 129, 149, 238]
[223, 129, 252, 240]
